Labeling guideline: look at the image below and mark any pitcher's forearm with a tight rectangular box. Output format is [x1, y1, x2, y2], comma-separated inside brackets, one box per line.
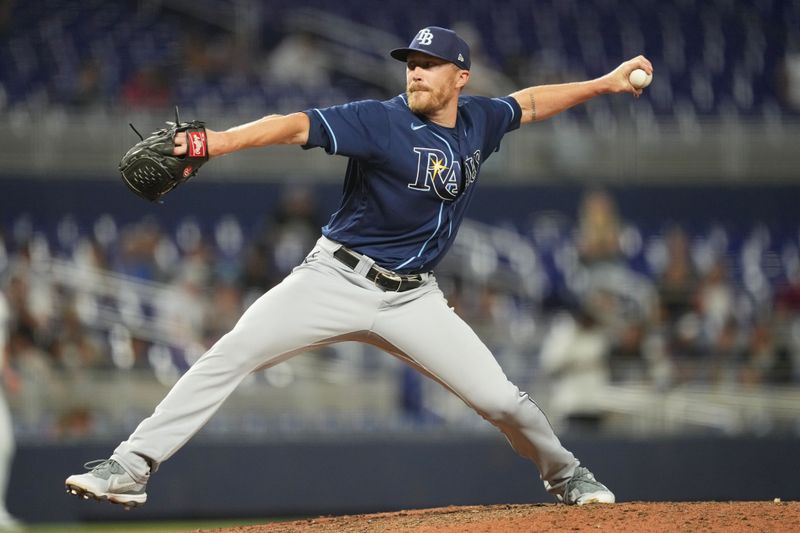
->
[511, 79, 608, 124]
[209, 112, 311, 157]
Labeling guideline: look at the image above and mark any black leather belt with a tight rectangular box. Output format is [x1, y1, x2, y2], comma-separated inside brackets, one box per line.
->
[333, 247, 424, 292]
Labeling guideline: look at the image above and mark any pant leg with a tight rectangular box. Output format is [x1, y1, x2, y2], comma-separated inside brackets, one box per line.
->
[371, 280, 578, 497]
[0, 390, 14, 519]
[113, 246, 380, 482]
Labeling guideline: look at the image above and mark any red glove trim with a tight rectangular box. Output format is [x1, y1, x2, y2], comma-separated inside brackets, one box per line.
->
[187, 130, 207, 159]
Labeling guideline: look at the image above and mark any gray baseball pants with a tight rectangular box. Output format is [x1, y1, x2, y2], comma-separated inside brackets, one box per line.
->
[112, 236, 579, 496]
[0, 388, 15, 521]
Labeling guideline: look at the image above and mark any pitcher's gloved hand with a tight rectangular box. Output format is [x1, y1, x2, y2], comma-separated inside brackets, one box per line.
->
[119, 108, 208, 203]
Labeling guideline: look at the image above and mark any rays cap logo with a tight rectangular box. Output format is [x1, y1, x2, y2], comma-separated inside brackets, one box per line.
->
[390, 26, 471, 70]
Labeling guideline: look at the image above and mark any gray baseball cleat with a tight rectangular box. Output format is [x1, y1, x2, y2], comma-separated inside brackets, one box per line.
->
[559, 466, 616, 505]
[65, 459, 147, 508]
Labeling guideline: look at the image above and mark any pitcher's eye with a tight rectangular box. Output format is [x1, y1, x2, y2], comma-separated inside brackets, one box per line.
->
[407, 60, 439, 70]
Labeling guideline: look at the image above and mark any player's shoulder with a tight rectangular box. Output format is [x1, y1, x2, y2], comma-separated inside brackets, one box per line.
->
[459, 94, 521, 122]
[458, 94, 492, 105]
[324, 98, 387, 112]
[458, 94, 516, 109]
[313, 98, 395, 127]
[334, 97, 406, 119]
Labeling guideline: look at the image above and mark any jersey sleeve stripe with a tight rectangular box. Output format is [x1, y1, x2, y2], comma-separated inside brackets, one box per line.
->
[492, 97, 516, 122]
[313, 109, 338, 154]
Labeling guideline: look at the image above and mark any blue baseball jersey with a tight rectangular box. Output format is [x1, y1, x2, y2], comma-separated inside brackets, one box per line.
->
[303, 93, 522, 274]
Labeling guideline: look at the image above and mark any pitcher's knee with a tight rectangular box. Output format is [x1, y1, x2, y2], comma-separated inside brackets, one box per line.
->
[471, 388, 525, 423]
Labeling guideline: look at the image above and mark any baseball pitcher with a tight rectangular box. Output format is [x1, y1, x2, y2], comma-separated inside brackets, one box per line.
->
[67, 26, 653, 507]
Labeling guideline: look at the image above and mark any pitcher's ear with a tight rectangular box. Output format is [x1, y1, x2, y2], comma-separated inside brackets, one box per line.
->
[456, 69, 470, 89]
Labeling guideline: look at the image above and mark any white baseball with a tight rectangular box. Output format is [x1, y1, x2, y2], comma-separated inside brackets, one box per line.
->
[629, 68, 652, 89]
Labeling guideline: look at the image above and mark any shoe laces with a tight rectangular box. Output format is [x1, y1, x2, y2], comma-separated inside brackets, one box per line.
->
[573, 467, 595, 481]
[83, 459, 124, 475]
[568, 467, 606, 492]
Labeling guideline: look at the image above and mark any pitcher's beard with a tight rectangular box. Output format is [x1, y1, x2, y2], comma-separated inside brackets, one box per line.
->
[407, 87, 447, 115]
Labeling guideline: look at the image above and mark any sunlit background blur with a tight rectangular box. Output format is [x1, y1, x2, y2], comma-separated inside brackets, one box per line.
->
[1, 0, 800, 528]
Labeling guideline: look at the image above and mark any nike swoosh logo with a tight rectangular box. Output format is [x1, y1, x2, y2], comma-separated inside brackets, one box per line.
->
[108, 477, 144, 493]
[411, 123, 427, 131]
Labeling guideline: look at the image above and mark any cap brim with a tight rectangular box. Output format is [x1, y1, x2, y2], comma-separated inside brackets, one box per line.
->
[390, 48, 413, 62]
[390, 47, 454, 66]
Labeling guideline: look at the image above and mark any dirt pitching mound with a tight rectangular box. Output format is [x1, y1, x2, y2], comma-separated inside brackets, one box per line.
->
[203, 501, 799, 532]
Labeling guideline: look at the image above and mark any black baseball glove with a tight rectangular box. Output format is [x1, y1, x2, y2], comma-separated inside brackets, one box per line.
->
[119, 108, 208, 203]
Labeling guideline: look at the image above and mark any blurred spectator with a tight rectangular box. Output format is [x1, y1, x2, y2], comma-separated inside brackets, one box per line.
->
[577, 188, 625, 265]
[212, 216, 245, 285]
[657, 226, 698, 324]
[696, 258, 736, 349]
[540, 306, 611, 432]
[172, 220, 213, 286]
[72, 235, 111, 273]
[204, 283, 243, 344]
[639, 327, 676, 391]
[270, 185, 324, 272]
[121, 65, 172, 109]
[4, 267, 53, 343]
[155, 266, 209, 349]
[0, 290, 23, 531]
[261, 31, 331, 89]
[55, 407, 94, 441]
[779, 52, 800, 111]
[771, 266, 800, 383]
[7, 324, 56, 426]
[739, 320, 786, 385]
[51, 306, 104, 371]
[656, 226, 702, 361]
[3, 274, 37, 338]
[69, 60, 104, 108]
[115, 218, 164, 281]
[241, 185, 323, 296]
[707, 317, 747, 385]
[240, 242, 271, 296]
[574, 189, 658, 380]
[774, 268, 800, 317]
[182, 29, 238, 81]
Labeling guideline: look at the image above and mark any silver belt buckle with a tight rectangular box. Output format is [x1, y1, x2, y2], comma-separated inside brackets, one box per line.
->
[375, 270, 403, 292]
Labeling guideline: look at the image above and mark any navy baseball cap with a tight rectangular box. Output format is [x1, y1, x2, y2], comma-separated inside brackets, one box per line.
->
[390, 26, 471, 70]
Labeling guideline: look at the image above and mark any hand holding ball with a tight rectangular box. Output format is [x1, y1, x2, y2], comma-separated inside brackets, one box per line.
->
[629, 68, 652, 89]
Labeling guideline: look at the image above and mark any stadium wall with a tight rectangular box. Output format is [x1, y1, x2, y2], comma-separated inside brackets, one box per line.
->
[8, 436, 800, 523]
